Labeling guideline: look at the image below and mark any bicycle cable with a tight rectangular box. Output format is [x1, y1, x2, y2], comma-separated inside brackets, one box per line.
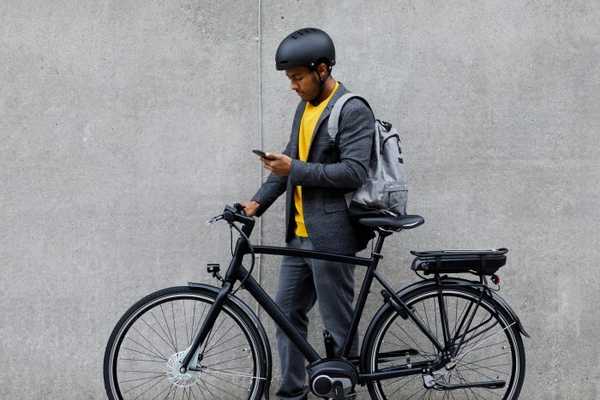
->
[208, 206, 256, 294]
[229, 224, 235, 256]
[228, 220, 256, 295]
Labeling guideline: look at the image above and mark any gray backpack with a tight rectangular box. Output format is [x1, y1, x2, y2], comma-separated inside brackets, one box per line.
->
[328, 93, 408, 217]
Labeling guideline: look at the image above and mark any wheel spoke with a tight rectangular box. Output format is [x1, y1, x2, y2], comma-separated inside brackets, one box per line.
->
[131, 373, 165, 400]
[203, 331, 241, 356]
[367, 289, 523, 400]
[455, 322, 515, 362]
[106, 290, 264, 400]
[201, 342, 247, 360]
[201, 352, 252, 368]
[124, 337, 167, 361]
[171, 301, 179, 350]
[158, 305, 178, 352]
[149, 382, 173, 400]
[202, 366, 262, 380]
[121, 374, 165, 393]
[390, 320, 433, 358]
[182, 300, 190, 345]
[122, 346, 166, 362]
[131, 325, 169, 360]
[386, 376, 418, 397]
[140, 317, 178, 353]
[197, 375, 240, 400]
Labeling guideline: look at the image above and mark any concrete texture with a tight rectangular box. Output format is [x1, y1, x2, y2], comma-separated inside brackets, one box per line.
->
[1, 0, 599, 398]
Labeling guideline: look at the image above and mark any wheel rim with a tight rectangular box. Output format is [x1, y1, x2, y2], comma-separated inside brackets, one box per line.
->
[107, 292, 263, 399]
[369, 289, 522, 400]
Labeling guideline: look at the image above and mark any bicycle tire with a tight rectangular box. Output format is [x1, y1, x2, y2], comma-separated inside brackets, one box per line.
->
[362, 285, 526, 400]
[104, 286, 268, 400]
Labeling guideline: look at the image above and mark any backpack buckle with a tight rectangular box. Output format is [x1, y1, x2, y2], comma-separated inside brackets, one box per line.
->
[378, 120, 392, 130]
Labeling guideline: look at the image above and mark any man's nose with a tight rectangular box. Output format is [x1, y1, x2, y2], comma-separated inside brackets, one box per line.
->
[290, 81, 299, 91]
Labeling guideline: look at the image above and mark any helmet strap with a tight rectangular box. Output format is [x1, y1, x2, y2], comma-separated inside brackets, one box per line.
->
[309, 68, 326, 106]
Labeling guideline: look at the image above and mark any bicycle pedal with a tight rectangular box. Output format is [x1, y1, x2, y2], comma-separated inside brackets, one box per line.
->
[327, 390, 356, 400]
[333, 382, 344, 399]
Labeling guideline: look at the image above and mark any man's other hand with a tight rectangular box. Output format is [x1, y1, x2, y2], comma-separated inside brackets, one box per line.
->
[240, 200, 260, 217]
[262, 153, 292, 176]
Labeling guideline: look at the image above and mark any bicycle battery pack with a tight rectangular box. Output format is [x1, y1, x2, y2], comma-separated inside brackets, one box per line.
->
[410, 248, 508, 276]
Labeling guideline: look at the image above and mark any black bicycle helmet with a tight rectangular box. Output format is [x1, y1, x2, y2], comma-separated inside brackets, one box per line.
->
[275, 28, 336, 71]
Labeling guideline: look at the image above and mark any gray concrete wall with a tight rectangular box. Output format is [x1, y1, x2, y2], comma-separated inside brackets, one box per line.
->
[1, 0, 599, 398]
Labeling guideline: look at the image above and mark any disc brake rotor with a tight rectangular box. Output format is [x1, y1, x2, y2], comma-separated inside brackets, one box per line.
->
[166, 350, 200, 388]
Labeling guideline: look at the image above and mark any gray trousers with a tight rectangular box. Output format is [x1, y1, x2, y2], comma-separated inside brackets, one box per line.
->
[275, 236, 359, 400]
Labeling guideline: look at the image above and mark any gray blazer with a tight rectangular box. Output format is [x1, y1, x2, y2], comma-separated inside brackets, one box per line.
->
[252, 82, 375, 255]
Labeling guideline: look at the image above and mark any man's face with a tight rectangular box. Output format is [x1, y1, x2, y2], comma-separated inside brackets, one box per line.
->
[285, 66, 320, 101]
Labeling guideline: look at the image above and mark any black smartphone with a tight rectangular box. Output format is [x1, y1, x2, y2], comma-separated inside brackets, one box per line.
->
[252, 149, 276, 160]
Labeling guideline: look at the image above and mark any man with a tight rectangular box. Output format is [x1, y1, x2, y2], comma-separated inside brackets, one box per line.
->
[240, 27, 375, 400]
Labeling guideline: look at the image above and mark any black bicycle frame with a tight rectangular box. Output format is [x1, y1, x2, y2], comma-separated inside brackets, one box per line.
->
[182, 230, 450, 382]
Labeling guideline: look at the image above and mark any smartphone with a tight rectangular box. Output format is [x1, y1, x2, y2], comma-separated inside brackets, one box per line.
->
[252, 149, 276, 160]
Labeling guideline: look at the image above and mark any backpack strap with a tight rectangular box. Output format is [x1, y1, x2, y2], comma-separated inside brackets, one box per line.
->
[327, 93, 375, 209]
[327, 93, 372, 145]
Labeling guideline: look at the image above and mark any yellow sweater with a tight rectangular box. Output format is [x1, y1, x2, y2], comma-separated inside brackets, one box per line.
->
[294, 81, 340, 237]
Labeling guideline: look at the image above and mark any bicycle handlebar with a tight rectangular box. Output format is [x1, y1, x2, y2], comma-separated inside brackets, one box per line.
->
[205, 203, 257, 292]
[208, 203, 256, 238]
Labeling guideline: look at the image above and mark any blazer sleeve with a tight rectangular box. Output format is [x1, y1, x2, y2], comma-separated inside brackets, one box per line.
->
[288, 98, 374, 189]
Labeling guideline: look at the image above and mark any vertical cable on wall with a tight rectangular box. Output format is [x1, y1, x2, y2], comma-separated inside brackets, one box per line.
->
[255, 0, 264, 319]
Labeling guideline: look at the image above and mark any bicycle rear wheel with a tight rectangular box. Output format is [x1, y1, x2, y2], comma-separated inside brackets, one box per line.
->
[362, 285, 525, 400]
[104, 286, 268, 400]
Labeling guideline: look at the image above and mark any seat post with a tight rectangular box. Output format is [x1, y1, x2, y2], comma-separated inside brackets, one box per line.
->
[371, 229, 392, 257]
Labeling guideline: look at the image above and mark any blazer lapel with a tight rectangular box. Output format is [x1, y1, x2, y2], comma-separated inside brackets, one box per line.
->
[289, 100, 306, 159]
[306, 82, 348, 158]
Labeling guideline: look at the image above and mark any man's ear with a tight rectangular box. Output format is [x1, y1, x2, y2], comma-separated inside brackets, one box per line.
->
[310, 63, 330, 85]
[317, 63, 330, 80]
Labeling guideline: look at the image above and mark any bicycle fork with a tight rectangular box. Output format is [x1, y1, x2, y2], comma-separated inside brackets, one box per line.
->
[179, 282, 233, 373]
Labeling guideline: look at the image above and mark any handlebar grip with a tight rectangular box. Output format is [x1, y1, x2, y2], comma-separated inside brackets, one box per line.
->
[220, 204, 255, 237]
[233, 202, 247, 216]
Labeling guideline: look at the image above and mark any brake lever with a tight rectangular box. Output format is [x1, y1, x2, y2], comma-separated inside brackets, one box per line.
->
[207, 204, 250, 226]
[206, 214, 224, 225]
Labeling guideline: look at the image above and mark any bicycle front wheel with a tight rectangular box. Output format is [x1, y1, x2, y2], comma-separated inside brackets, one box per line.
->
[104, 286, 268, 400]
[362, 285, 526, 400]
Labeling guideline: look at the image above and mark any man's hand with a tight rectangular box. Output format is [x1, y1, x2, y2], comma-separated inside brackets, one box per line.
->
[262, 153, 292, 176]
[240, 200, 260, 217]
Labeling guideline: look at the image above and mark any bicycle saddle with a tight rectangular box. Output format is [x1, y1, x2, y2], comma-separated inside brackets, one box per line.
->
[358, 214, 425, 231]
